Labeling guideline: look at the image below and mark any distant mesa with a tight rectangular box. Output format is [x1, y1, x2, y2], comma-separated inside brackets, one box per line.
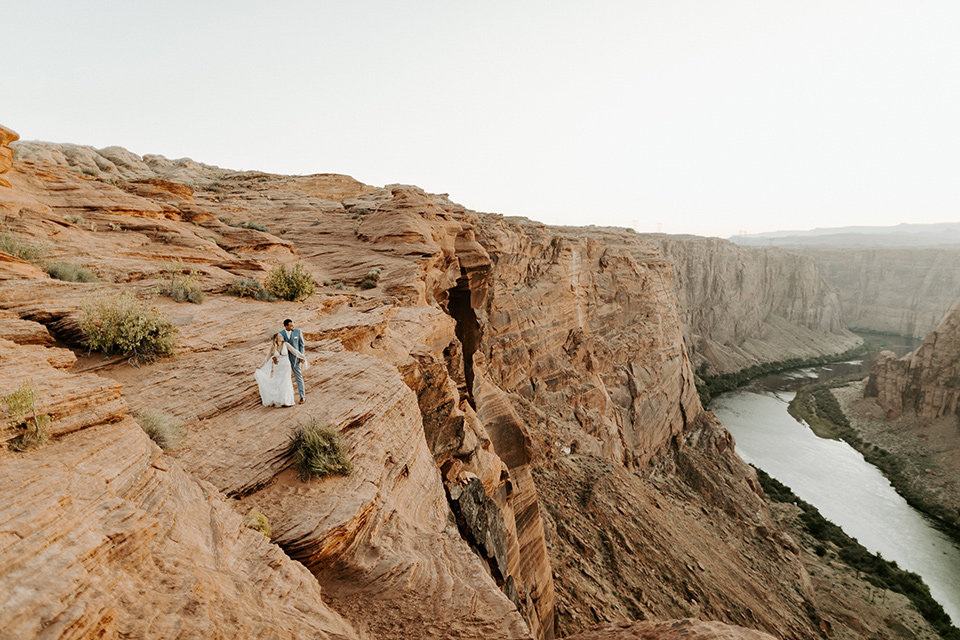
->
[730, 222, 960, 248]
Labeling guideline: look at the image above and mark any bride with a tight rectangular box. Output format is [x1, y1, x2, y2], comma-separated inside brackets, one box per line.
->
[255, 333, 306, 407]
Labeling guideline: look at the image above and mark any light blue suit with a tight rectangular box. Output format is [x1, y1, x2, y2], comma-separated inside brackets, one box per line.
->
[281, 328, 305, 399]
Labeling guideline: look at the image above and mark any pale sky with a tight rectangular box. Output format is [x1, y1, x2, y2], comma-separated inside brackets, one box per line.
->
[6, 1, 960, 238]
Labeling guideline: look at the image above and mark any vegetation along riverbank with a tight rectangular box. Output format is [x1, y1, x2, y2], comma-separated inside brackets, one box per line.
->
[788, 377, 960, 539]
[755, 467, 960, 640]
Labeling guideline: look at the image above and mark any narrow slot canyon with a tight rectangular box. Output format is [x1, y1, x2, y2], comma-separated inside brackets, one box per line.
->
[446, 275, 481, 408]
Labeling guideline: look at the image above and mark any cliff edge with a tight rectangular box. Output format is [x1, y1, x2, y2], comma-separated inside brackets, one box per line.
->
[0, 133, 936, 640]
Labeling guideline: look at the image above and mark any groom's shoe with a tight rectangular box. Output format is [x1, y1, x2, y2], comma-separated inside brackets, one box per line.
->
[298, 397, 305, 404]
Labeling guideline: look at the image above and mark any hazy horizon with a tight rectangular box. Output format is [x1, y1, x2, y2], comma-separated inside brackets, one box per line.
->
[7, 1, 960, 238]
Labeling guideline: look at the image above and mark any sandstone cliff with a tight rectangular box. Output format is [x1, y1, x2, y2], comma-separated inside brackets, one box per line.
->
[867, 298, 960, 421]
[0, 133, 938, 640]
[788, 246, 960, 339]
[642, 235, 861, 376]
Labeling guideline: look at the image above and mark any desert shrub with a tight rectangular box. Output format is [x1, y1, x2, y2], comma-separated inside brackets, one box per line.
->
[243, 510, 272, 538]
[156, 260, 205, 303]
[65, 214, 85, 225]
[134, 409, 183, 449]
[359, 268, 381, 290]
[79, 291, 178, 364]
[265, 262, 315, 302]
[3, 380, 50, 451]
[228, 277, 277, 301]
[0, 232, 46, 265]
[287, 419, 352, 482]
[46, 262, 100, 283]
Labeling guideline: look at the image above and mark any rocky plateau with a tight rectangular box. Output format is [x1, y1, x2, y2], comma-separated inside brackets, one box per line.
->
[0, 126, 941, 639]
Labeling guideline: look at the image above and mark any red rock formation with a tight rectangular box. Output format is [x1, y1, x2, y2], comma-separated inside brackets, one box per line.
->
[0, 336, 360, 639]
[0, 125, 18, 188]
[2, 133, 939, 640]
[867, 298, 960, 420]
[566, 618, 776, 640]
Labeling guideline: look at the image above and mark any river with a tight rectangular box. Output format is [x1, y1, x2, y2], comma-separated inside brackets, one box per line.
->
[710, 334, 960, 625]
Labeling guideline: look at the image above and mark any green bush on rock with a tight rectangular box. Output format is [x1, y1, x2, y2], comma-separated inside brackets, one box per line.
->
[265, 262, 315, 302]
[46, 262, 100, 283]
[228, 277, 277, 301]
[3, 380, 51, 451]
[287, 419, 352, 481]
[155, 259, 205, 304]
[79, 291, 178, 364]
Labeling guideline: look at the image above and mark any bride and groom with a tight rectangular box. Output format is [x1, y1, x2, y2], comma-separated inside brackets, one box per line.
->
[255, 319, 307, 407]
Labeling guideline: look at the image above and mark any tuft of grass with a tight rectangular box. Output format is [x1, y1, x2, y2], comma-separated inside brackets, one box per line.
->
[243, 511, 272, 538]
[65, 214, 85, 225]
[79, 291, 178, 364]
[46, 262, 100, 283]
[3, 380, 51, 451]
[265, 262, 315, 302]
[155, 259, 205, 304]
[287, 420, 352, 482]
[359, 268, 381, 290]
[0, 232, 47, 265]
[134, 409, 184, 449]
[228, 277, 277, 301]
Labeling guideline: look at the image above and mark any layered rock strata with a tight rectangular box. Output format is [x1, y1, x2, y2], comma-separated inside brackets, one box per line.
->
[1, 134, 939, 640]
[790, 246, 960, 339]
[0, 336, 360, 639]
[867, 298, 960, 421]
[642, 235, 861, 376]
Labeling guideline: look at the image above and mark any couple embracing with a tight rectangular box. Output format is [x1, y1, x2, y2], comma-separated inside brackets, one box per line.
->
[255, 319, 307, 407]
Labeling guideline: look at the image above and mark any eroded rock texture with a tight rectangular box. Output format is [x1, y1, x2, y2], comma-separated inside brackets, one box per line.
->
[1, 134, 936, 640]
[867, 298, 960, 421]
[791, 246, 960, 339]
[0, 337, 359, 640]
[644, 236, 860, 376]
[565, 618, 776, 640]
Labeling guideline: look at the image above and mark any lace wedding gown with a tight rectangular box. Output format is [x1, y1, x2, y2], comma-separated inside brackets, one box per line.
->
[254, 343, 304, 407]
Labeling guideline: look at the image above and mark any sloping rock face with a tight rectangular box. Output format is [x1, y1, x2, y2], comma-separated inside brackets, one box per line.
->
[1, 134, 932, 640]
[642, 236, 860, 376]
[867, 298, 960, 421]
[0, 338, 360, 639]
[566, 618, 776, 640]
[0, 125, 18, 188]
[790, 246, 960, 339]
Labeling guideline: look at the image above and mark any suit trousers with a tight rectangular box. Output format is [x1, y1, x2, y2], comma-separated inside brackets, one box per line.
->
[288, 355, 304, 398]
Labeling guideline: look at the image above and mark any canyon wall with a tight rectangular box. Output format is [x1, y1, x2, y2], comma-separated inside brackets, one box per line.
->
[867, 298, 960, 421]
[641, 235, 860, 376]
[0, 134, 938, 640]
[790, 246, 960, 339]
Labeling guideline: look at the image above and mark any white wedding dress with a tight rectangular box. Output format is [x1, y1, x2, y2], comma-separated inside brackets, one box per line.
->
[254, 343, 304, 407]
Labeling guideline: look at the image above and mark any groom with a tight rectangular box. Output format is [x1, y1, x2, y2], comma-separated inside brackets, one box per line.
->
[281, 318, 306, 404]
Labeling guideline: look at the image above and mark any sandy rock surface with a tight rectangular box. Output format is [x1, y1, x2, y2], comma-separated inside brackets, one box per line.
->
[565, 618, 776, 640]
[0, 330, 359, 640]
[1, 133, 933, 640]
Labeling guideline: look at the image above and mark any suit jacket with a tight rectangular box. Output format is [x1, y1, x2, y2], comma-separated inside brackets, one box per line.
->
[280, 328, 304, 364]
